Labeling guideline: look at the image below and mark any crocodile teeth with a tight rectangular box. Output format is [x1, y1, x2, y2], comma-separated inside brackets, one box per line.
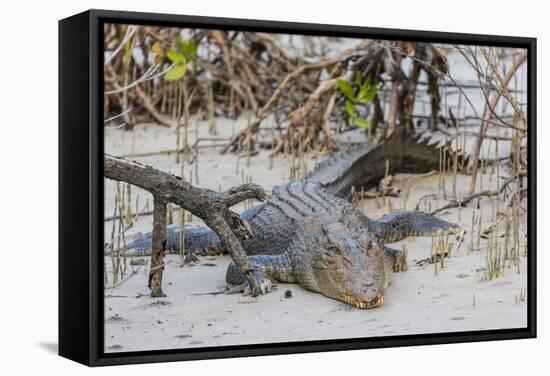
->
[353, 294, 384, 309]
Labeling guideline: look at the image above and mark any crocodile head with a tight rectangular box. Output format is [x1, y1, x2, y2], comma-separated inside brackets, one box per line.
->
[311, 234, 386, 309]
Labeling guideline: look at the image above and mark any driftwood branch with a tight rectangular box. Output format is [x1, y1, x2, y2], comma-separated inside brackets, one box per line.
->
[149, 195, 167, 297]
[104, 154, 268, 296]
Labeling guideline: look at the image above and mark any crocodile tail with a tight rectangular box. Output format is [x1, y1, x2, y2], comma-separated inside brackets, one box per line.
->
[125, 225, 223, 257]
[306, 131, 449, 200]
[123, 204, 264, 257]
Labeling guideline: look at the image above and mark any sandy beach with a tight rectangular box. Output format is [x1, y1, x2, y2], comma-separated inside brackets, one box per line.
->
[103, 118, 528, 353]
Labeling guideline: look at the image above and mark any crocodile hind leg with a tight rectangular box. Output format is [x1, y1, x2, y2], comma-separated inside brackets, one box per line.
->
[225, 253, 295, 295]
[368, 211, 459, 243]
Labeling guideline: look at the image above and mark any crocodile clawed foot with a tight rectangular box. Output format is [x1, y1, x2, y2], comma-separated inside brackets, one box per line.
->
[226, 268, 273, 297]
[245, 268, 273, 296]
[243, 280, 273, 296]
[225, 280, 273, 296]
[253, 277, 273, 296]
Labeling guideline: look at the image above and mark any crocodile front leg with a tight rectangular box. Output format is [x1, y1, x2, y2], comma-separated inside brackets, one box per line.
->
[381, 245, 408, 290]
[225, 253, 295, 294]
[368, 211, 459, 243]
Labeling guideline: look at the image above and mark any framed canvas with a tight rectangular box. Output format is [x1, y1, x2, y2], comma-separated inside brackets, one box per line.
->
[59, 9, 536, 366]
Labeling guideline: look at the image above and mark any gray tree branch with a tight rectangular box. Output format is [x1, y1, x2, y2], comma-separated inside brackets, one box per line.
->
[104, 154, 268, 296]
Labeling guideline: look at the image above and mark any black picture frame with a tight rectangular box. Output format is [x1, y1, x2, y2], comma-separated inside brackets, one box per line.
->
[59, 9, 537, 367]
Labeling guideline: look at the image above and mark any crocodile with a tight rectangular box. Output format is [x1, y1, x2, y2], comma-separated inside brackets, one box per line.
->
[125, 132, 459, 308]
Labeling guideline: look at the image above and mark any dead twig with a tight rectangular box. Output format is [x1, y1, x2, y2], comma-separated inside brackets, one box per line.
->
[431, 171, 526, 214]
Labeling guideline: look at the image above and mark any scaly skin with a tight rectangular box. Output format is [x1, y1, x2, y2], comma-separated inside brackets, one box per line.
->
[125, 132, 460, 308]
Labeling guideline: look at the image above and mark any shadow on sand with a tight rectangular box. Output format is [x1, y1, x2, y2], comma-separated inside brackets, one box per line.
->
[37, 342, 58, 354]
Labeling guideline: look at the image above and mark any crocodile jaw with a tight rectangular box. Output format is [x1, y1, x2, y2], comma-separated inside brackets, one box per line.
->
[341, 289, 385, 309]
[353, 293, 384, 309]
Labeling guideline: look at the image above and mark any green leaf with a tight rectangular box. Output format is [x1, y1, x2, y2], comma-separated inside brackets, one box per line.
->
[357, 79, 378, 103]
[164, 64, 186, 81]
[365, 80, 378, 102]
[176, 38, 187, 52]
[177, 38, 197, 58]
[357, 86, 369, 104]
[354, 118, 370, 128]
[166, 50, 186, 64]
[345, 100, 356, 117]
[336, 79, 355, 100]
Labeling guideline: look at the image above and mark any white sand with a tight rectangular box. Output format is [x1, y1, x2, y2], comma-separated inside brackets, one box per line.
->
[103, 119, 527, 353]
